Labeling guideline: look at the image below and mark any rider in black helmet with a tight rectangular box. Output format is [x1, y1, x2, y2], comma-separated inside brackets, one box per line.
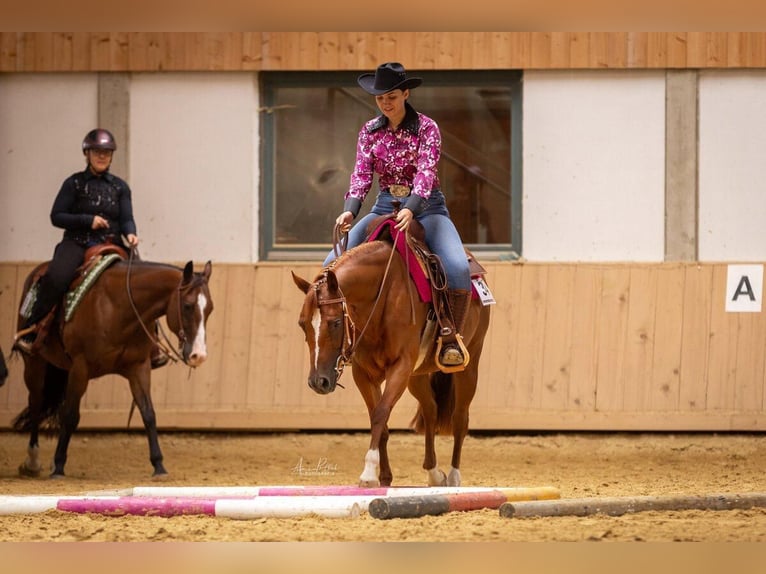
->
[14, 129, 168, 369]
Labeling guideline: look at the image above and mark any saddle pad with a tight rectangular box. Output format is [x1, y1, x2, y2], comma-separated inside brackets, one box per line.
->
[367, 219, 432, 302]
[64, 253, 122, 322]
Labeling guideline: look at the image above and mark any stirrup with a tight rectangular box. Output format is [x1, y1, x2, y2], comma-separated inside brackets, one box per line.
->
[435, 335, 470, 374]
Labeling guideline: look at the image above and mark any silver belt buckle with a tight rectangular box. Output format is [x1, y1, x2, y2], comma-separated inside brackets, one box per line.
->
[389, 184, 411, 198]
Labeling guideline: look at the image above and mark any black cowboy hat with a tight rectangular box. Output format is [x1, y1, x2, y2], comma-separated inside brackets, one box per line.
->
[357, 62, 423, 95]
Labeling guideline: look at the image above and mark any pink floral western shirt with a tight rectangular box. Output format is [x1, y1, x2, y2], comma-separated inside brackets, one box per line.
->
[344, 103, 441, 217]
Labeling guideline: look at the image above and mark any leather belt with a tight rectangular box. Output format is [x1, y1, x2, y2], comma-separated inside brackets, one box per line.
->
[388, 184, 411, 198]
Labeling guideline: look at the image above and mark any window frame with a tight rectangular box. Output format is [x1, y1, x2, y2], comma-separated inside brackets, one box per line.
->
[259, 70, 523, 261]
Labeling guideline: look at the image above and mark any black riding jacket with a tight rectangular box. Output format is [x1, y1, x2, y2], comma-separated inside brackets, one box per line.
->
[50, 168, 137, 247]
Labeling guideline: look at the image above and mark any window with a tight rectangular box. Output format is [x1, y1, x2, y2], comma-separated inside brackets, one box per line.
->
[259, 70, 521, 260]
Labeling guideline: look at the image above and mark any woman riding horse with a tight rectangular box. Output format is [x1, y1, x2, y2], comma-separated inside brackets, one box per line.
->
[13, 128, 166, 368]
[324, 62, 472, 369]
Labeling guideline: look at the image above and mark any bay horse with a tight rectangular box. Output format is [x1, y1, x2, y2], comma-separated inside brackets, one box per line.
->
[12, 258, 213, 478]
[292, 223, 491, 487]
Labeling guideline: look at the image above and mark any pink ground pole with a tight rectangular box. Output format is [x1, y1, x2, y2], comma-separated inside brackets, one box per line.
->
[56, 497, 218, 517]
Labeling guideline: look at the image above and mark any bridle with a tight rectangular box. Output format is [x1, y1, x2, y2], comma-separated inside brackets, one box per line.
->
[313, 274, 355, 383]
[315, 223, 403, 382]
[125, 247, 193, 367]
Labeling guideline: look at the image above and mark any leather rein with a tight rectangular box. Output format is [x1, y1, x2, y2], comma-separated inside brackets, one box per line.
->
[125, 247, 190, 367]
[319, 222, 408, 382]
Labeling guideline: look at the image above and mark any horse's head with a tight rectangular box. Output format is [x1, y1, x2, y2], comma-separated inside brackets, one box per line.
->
[292, 269, 352, 395]
[167, 260, 214, 367]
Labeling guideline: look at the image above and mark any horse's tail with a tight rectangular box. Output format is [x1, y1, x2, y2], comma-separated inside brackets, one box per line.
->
[11, 363, 68, 435]
[410, 371, 455, 435]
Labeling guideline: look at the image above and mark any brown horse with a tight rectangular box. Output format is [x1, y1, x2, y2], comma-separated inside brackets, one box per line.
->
[12, 259, 213, 478]
[292, 232, 491, 487]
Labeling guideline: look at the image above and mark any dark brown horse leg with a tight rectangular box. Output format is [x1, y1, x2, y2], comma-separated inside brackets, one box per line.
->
[18, 358, 47, 477]
[128, 371, 167, 477]
[51, 367, 89, 478]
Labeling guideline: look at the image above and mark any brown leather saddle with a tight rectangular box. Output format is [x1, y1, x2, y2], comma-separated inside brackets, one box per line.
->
[363, 211, 487, 372]
[21, 243, 129, 350]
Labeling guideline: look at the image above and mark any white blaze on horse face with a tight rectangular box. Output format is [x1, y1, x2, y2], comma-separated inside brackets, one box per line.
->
[188, 293, 209, 365]
[311, 308, 321, 369]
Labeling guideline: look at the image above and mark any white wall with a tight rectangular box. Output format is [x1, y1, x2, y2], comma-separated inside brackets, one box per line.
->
[0, 72, 259, 264]
[0, 74, 98, 261]
[522, 70, 666, 261]
[130, 72, 258, 263]
[699, 70, 766, 262]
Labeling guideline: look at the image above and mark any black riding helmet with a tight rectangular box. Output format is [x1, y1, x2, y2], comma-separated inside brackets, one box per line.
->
[82, 128, 117, 153]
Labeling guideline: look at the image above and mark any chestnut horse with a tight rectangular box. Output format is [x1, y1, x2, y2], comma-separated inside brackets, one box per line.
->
[292, 232, 491, 487]
[12, 259, 213, 478]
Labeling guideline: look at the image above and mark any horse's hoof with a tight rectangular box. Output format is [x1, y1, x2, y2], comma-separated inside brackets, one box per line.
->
[358, 479, 380, 488]
[427, 468, 447, 486]
[18, 463, 41, 478]
[151, 472, 169, 482]
[49, 472, 66, 480]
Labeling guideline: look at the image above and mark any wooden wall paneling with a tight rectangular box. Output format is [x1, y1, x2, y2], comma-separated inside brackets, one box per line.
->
[539, 265, 575, 410]
[530, 32, 553, 69]
[594, 267, 631, 411]
[621, 266, 658, 412]
[568, 33, 591, 69]
[588, 32, 611, 69]
[89, 32, 113, 71]
[241, 32, 264, 71]
[606, 32, 628, 68]
[51, 32, 74, 71]
[548, 32, 572, 69]
[249, 265, 282, 407]
[512, 264, 548, 408]
[506, 32, 530, 69]
[567, 265, 601, 411]
[262, 265, 302, 409]
[649, 265, 684, 411]
[666, 32, 689, 69]
[481, 262, 519, 409]
[317, 32, 340, 70]
[733, 311, 766, 413]
[646, 32, 668, 68]
[109, 32, 130, 72]
[0, 33, 18, 71]
[626, 32, 648, 68]
[705, 265, 739, 410]
[435, 32, 471, 70]
[679, 264, 713, 411]
[216, 264, 255, 409]
[0, 264, 21, 412]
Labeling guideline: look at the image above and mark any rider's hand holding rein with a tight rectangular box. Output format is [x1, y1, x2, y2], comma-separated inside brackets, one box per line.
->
[92, 215, 139, 247]
[336, 211, 353, 234]
[394, 208, 413, 232]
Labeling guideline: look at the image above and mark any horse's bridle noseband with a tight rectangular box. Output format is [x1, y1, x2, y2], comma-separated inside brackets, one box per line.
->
[313, 273, 355, 383]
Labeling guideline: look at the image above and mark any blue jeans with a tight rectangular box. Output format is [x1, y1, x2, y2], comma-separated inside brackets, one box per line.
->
[324, 190, 471, 291]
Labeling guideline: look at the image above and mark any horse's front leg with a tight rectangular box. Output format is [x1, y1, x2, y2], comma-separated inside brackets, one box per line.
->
[360, 363, 412, 487]
[127, 367, 167, 478]
[51, 366, 89, 478]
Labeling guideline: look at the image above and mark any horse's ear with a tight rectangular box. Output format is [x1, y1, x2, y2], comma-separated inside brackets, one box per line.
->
[183, 261, 194, 284]
[291, 271, 311, 294]
[203, 260, 212, 280]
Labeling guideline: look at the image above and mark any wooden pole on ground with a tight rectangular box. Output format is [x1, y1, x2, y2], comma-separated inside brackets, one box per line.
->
[499, 492, 766, 518]
[369, 486, 560, 520]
